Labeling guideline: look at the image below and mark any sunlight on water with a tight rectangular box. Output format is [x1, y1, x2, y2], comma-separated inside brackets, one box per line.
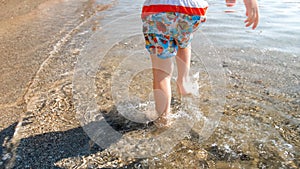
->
[100, 0, 298, 167]
[72, 0, 299, 168]
[72, 0, 300, 168]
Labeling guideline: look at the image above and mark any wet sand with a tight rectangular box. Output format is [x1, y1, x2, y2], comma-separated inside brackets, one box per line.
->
[0, 0, 299, 169]
[0, 0, 113, 168]
[0, 0, 49, 128]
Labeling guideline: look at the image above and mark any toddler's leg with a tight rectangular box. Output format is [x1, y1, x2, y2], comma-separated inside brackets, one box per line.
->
[150, 54, 173, 116]
[176, 46, 192, 95]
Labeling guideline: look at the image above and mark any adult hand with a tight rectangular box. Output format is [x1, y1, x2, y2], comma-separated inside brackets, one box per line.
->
[243, 0, 259, 29]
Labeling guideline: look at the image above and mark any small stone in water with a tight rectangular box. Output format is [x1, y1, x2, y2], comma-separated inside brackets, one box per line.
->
[72, 49, 81, 55]
[2, 153, 11, 161]
[240, 154, 251, 161]
[196, 150, 207, 159]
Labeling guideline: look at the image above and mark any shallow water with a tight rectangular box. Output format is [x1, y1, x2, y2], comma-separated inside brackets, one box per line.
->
[1, 0, 299, 168]
[83, 0, 299, 168]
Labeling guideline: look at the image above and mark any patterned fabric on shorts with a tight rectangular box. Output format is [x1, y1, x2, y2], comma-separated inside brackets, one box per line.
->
[142, 12, 205, 59]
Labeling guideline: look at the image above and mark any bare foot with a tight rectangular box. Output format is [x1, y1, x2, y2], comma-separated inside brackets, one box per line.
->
[153, 111, 171, 128]
[177, 81, 192, 96]
[176, 80, 199, 97]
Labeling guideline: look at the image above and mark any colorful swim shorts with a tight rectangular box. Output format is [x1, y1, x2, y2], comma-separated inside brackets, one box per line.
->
[142, 12, 205, 59]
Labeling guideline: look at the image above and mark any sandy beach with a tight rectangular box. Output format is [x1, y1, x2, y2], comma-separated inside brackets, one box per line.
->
[0, 0, 299, 168]
[0, 0, 114, 168]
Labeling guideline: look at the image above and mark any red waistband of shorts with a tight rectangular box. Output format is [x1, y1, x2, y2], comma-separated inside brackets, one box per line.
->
[141, 5, 208, 18]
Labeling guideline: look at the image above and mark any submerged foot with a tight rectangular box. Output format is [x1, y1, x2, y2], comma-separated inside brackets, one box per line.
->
[176, 81, 199, 97]
[153, 111, 172, 128]
[176, 73, 199, 97]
